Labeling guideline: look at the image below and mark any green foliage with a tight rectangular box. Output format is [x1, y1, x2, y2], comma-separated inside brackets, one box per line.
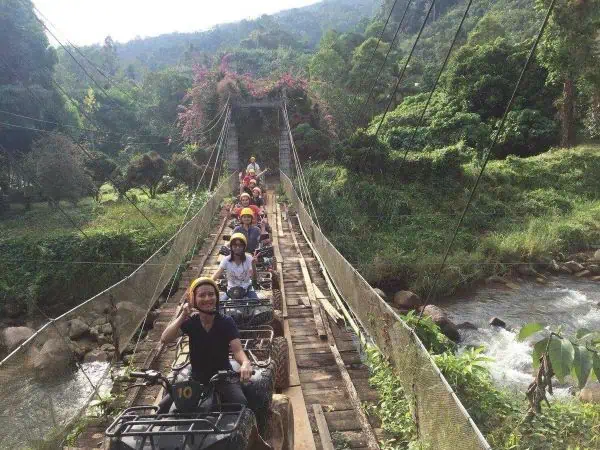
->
[518, 324, 600, 388]
[365, 347, 418, 448]
[292, 123, 331, 160]
[28, 134, 94, 205]
[401, 310, 455, 355]
[495, 109, 558, 158]
[126, 151, 167, 198]
[334, 129, 389, 174]
[84, 151, 117, 201]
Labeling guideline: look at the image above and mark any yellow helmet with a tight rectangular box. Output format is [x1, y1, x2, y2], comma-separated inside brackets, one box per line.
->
[250, 156, 256, 162]
[187, 277, 219, 302]
[229, 232, 247, 247]
[240, 192, 251, 199]
[239, 207, 255, 218]
[248, 168, 256, 174]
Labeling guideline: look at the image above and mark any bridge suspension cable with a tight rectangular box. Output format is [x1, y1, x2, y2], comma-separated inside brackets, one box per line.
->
[397, 0, 474, 170]
[282, 101, 321, 230]
[131, 105, 232, 358]
[356, 0, 415, 125]
[347, 0, 403, 121]
[416, 0, 559, 322]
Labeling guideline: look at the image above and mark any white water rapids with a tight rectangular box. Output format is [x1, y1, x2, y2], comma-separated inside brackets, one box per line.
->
[443, 276, 600, 395]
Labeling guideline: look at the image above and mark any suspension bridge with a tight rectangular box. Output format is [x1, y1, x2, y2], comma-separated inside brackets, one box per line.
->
[0, 0, 562, 447]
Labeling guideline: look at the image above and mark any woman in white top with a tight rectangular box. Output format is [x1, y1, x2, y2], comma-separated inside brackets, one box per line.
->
[212, 232, 258, 299]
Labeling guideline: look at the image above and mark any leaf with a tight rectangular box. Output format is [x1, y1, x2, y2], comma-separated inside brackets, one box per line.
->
[517, 323, 544, 341]
[532, 338, 550, 370]
[594, 353, 600, 382]
[547, 336, 574, 383]
[576, 328, 592, 339]
[571, 345, 593, 388]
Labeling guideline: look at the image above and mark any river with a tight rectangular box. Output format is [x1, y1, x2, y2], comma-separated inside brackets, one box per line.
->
[443, 276, 600, 395]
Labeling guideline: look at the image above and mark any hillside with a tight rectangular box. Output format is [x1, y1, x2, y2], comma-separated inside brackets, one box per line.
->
[112, 0, 378, 71]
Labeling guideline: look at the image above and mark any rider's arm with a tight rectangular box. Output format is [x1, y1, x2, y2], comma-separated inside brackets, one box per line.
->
[212, 266, 224, 281]
[160, 305, 189, 344]
[230, 338, 252, 382]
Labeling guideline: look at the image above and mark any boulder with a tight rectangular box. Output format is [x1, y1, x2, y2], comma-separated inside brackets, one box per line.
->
[1, 326, 35, 353]
[456, 322, 478, 331]
[579, 383, 600, 404]
[489, 317, 507, 328]
[97, 334, 111, 346]
[115, 301, 147, 332]
[559, 265, 573, 275]
[392, 291, 421, 310]
[420, 305, 460, 342]
[100, 343, 115, 353]
[373, 288, 386, 300]
[100, 323, 113, 335]
[593, 249, 600, 262]
[486, 275, 505, 285]
[536, 277, 548, 285]
[592, 276, 600, 282]
[564, 261, 585, 273]
[28, 338, 73, 373]
[587, 264, 600, 275]
[575, 270, 591, 278]
[92, 317, 107, 328]
[517, 264, 538, 277]
[549, 260, 561, 273]
[83, 349, 109, 363]
[68, 318, 90, 340]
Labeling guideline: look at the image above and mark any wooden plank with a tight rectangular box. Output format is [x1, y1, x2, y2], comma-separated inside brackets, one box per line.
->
[288, 218, 327, 339]
[313, 404, 335, 450]
[284, 319, 301, 387]
[313, 283, 344, 325]
[283, 385, 317, 450]
[322, 317, 380, 450]
[276, 202, 285, 237]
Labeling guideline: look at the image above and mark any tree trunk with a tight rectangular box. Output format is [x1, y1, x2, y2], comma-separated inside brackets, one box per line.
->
[560, 78, 576, 148]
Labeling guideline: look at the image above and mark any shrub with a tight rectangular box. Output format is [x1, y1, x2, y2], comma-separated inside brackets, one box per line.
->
[495, 109, 558, 158]
[334, 129, 390, 174]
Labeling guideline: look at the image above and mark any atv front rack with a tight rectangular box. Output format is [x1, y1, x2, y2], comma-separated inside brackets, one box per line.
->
[105, 404, 246, 447]
[172, 327, 275, 371]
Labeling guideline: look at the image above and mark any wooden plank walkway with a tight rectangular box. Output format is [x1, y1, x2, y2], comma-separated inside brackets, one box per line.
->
[277, 202, 382, 449]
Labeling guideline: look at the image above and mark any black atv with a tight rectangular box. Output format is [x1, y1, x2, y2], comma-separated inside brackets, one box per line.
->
[219, 288, 289, 391]
[106, 330, 293, 450]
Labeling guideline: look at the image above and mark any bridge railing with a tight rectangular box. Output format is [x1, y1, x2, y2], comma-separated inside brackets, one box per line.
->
[0, 173, 238, 449]
[281, 171, 491, 450]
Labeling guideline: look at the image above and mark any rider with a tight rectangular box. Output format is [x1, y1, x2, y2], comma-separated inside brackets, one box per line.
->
[160, 277, 252, 408]
[233, 208, 262, 254]
[234, 193, 261, 222]
[212, 233, 259, 299]
[247, 156, 260, 174]
[251, 187, 264, 209]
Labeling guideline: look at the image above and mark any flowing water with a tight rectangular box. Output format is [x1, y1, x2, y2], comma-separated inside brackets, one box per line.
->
[443, 276, 600, 395]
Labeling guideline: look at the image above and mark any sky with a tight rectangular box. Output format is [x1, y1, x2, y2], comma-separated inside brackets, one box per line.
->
[33, 0, 322, 46]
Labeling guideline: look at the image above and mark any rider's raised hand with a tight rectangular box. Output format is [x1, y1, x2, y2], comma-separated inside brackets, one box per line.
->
[240, 361, 252, 383]
[180, 302, 192, 319]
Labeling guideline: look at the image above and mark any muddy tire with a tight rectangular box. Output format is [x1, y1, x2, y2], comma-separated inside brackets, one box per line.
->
[272, 394, 294, 450]
[272, 336, 290, 391]
[271, 271, 281, 290]
[270, 310, 284, 337]
[272, 289, 283, 312]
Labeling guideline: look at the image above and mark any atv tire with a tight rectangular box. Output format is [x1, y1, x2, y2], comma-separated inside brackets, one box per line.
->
[271, 394, 294, 450]
[272, 289, 283, 312]
[270, 310, 284, 337]
[272, 336, 290, 391]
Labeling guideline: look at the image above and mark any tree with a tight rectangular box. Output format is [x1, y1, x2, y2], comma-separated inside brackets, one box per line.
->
[309, 48, 345, 84]
[126, 151, 167, 198]
[536, 0, 600, 147]
[84, 151, 117, 201]
[169, 153, 201, 191]
[28, 134, 93, 205]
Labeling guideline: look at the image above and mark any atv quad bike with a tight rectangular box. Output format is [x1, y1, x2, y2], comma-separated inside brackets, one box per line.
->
[106, 330, 293, 450]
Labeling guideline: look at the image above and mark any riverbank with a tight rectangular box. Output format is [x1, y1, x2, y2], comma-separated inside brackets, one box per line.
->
[303, 144, 600, 299]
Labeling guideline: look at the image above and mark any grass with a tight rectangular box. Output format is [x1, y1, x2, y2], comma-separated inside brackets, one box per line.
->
[303, 144, 600, 297]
